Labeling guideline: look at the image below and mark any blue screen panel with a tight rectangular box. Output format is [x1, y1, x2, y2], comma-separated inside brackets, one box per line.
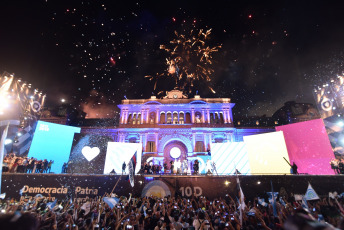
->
[28, 121, 80, 173]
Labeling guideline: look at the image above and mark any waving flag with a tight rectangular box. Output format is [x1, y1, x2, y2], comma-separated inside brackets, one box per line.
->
[258, 197, 268, 207]
[304, 183, 320, 200]
[270, 181, 278, 217]
[46, 199, 57, 210]
[279, 197, 286, 207]
[267, 192, 279, 204]
[103, 197, 119, 209]
[128, 151, 137, 187]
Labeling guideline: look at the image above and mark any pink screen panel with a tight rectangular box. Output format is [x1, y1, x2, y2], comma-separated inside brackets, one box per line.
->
[275, 119, 334, 175]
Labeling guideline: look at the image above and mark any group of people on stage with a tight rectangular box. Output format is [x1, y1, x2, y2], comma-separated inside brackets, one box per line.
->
[330, 158, 344, 174]
[2, 153, 54, 174]
[138, 158, 216, 175]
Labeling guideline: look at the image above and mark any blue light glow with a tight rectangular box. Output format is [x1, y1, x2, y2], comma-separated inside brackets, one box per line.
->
[28, 121, 80, 173]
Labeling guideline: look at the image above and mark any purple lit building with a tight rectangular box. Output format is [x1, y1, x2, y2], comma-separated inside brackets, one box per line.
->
[113, 90, 272, 166]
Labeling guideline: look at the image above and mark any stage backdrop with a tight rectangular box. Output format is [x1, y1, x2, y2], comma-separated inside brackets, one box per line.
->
[275, 119, 334, 175]
[104, 142, 142, 174]
[28, 121, 81, 173]
[243, 131, 290, 174]
[68, 134, 113, 174]
[210, 142, 251, 175]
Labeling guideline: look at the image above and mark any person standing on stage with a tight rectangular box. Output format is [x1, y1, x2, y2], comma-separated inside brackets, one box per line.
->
[122, 161, 126, 175]
[170, 160, 174, 174]
[206, 159, 212, 175]
[193, 159, 199, 175]
[292, 162, 298, 175]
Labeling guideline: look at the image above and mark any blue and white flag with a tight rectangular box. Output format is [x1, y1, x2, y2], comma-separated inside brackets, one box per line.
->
[46, 199, 57, 210]
[304, 183, 320, 200]
[302, 196, 309, 210]
[267, 192, 279, 204]
[279, 197, 286, 207]
[258, 197, 268, 207]
[270, 181, 278, 217]
[0, 193, 6, 199]
[338, 192, 344, 198]
[19, 186, 25, 196]
[128, 151, 137, 187]
[103, 197, 119, 209]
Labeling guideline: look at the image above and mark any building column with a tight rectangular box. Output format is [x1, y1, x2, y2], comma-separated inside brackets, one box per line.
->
[206, 109, 210, 124]
[208, 134, 212, 146]
[156, 108, 160, 123]
[144, 133, 148, 151]
[201, 109, 205, 123]
[227, 109, 231, 123]
[125, 110, 129, 124]
[120, 110, 124, 124]
[191, 108, 195, 123]
[146, 109, 149, 124]
[223, 109, 228, 123]
[140, 110, 144, 124]
[155, 133, 158, 152]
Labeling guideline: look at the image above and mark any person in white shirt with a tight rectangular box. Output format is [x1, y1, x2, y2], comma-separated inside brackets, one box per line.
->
[193, 211, 210, 230]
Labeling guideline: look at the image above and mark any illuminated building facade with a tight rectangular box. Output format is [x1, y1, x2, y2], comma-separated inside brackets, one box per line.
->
[115, 90, 272, 165]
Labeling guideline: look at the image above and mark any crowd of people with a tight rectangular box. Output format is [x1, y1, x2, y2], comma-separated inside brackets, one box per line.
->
[2, 153, 54, 174]
[1, 190, 344, 230]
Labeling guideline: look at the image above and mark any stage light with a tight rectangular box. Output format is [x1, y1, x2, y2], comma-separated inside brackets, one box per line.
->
[170, 147, 181, 159]
[224, 181, 231, 186]
[4, 139, 12, 145]
[61, 98, 66, 103]
[257, 181, 261, 185]
[337, 121, 344, 127]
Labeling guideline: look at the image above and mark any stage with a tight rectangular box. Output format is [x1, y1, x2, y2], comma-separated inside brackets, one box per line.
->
[2, 173, 343, 201]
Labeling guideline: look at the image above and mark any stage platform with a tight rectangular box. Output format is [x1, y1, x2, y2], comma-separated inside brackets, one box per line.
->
[2, 173, 343, 200]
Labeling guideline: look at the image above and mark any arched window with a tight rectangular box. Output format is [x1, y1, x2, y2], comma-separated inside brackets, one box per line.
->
[129, 137, 137, 143]
[149, 112, 156, 124]
[132, 113, 137, 124]
[160, 112, 165, 124]
[127, 114, 132, 124]
[137, 113, 141, 124]
[215, 112, 220, 124]
[173, 112, 178, 124]
[219, 112, 224, 123]
[166, 112, 172, 124]
[179, 112, 184, 124]
[195, 111, 202, 123]
[185, 112, 191, 123]
[210, 113, 215, 124]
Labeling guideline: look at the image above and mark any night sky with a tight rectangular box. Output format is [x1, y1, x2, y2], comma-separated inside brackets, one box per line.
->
[1, 0, 344, 118]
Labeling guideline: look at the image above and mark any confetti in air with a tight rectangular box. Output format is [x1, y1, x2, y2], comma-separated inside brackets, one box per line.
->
[146, 28, 221, 94]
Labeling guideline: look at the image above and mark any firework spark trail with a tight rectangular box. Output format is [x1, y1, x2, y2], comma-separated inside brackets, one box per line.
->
[146, 28, 221, 94]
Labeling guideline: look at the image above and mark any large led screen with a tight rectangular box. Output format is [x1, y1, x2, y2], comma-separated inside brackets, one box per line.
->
[276, 119, 334, 175]
[28, 121, 81, 173]
[243, 131, 290, 174]
[104, 142, 142, 174]
[210, 142, 251, 175]
[68, 134, 113, 174]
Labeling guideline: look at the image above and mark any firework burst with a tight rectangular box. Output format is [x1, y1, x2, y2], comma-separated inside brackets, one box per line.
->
[146, 28, 221, 94]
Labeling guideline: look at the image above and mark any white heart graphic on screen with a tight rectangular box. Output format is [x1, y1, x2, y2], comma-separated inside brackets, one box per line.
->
[81, 146, 100, 161]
